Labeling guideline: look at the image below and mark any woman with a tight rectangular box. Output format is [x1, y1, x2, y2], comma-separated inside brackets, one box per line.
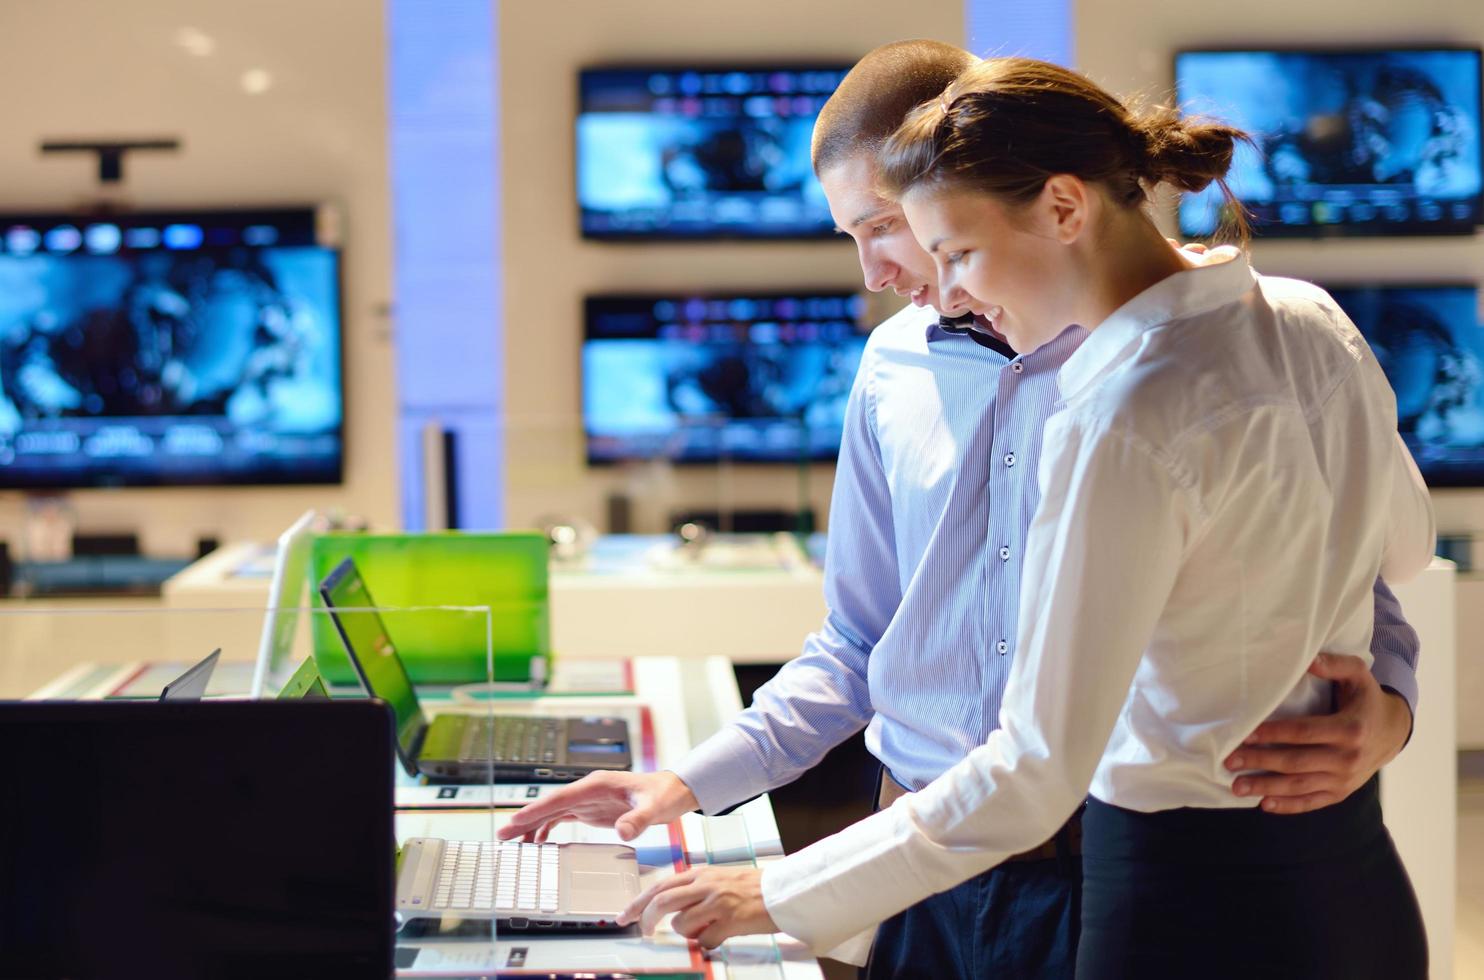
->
[604, 56, 1433, 979]
[858, 57, 1435, 977]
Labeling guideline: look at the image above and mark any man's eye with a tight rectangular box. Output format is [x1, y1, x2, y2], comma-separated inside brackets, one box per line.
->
[945, 251, 966, 266]
[871, 220, 894, 235]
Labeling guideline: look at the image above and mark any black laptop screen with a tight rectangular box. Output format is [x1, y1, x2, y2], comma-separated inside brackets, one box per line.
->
[0, 700, 394, 978]
[319, 558, 426, 760]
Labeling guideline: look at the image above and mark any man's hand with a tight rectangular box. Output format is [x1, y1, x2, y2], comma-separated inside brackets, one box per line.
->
[497, 770, 699, 843]
[617, 865, 775, 948]
[1225, 652, 1412, 814]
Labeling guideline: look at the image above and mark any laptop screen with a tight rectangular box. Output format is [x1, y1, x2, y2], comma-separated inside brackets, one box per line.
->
[253, 509, 320, 697]
[319, 558, 426, 760]
[0, 700, 394, 977]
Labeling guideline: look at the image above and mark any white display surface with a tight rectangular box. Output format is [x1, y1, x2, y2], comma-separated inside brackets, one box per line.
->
[1382, 559, 1458, 980]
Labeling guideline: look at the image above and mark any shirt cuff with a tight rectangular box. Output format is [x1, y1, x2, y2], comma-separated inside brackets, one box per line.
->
[1369, 649, 1418, 723]
[818, 926, 877, 967]
[760, 799, 961, 956]
[669, 726, 771, 815]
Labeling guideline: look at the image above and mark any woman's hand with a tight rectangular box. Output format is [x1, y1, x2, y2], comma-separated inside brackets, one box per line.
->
[617, 865, 777, 948]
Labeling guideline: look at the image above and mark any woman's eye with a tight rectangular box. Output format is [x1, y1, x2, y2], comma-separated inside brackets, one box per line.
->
[945, 251, 967, 266]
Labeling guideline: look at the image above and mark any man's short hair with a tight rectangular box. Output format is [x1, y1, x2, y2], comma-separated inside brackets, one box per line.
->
[812, 39, 978, 176]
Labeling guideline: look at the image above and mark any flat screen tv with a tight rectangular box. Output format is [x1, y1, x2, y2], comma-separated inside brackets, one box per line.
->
[1176, 48, 1482, 238]
[584, 290, 868, 463]
[0, 206, 344, 488]
[1326, 283, 1484, 486]
[577, 65, 850, 239]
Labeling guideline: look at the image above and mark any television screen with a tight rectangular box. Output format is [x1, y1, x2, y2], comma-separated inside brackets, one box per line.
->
[577, 66, 850, 239]
[0, 207, 343, 488]
[584, 291, 868, 463]
[1327, 283, 1484, 486]
[1176, 48, 1482, 237]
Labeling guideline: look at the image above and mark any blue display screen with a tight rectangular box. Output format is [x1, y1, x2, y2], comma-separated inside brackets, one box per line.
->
[1177, 49, 1483, 237]
[1328, 284, 1484, 486]
[0, 208, 343, 488]
[568, 742, 626, 754]
[583, 292, 868, 464]
[577, 66, 849, 239]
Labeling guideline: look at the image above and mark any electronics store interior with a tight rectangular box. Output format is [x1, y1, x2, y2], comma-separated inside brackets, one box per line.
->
[1, 2, 1482, 979]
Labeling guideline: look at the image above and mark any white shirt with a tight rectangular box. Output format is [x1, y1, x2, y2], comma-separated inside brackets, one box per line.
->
[760, 248, 1436, 959]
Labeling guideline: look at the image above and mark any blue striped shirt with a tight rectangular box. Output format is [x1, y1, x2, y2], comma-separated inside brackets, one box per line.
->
[675, 302, 1420, 811]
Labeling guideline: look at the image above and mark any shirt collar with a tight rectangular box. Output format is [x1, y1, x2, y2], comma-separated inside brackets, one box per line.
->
[1057, 246, 1256, 401]
[924, 308, 1016, 353]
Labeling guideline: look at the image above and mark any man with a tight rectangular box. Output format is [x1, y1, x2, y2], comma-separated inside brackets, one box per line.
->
[502, 40, 1422, 976]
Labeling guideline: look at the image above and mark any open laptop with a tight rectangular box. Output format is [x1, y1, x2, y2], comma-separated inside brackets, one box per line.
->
[275, 656, 331, 700]
[250, 509, 320, 698]
[159, 648, 221, 701]
[318, 556, 632, 783]
[0, 700, 395, 976]
[395, 835, 641, 931]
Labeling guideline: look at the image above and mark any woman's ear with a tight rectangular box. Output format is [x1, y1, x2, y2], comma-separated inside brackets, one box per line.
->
[1040, 174, 1089, 244]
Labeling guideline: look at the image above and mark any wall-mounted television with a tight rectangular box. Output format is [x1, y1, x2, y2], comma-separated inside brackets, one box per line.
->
[583, 290, 868, 463]
[577, 65, 850, 240]
[0, 206, 344, 489]
[1326, 283, 1484, 486]
[1176, 48, 1482, 238]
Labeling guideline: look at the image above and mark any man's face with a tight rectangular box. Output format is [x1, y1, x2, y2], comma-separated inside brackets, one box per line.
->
[819, 152, 960, 313]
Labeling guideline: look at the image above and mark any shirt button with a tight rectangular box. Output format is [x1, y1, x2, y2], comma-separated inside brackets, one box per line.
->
[1011, 362, 1024, 374]
[996, 640, 1009, 655]
[1003, 452, 1016, 468]
[999, 546, 1011, 561]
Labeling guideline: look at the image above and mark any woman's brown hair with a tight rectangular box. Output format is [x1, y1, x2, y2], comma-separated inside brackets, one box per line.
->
[877, 57, 1253, 243]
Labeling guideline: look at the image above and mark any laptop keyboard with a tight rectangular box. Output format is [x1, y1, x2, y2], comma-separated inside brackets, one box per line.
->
[432, 840, 560, 913]
[459, 716, 563, 764]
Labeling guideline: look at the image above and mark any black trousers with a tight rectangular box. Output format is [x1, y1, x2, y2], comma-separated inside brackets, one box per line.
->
[1077, 776, 1427, 980]
[860, 856, 1081, 979]
[860, 766, 1081, 979]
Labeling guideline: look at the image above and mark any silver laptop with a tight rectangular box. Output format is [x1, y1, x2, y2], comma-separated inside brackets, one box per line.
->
[250, 510, 320, 698]
[159, 649, 222, 702]
[395, 837, 641, 931]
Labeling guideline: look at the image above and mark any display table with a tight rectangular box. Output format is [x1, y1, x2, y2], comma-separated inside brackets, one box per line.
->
[141, 543, 1463, 975]
[24, 652, 823, 979]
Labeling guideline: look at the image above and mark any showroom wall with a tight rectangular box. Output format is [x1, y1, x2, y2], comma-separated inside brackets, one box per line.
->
[1074, 0, 1484, 535]
[0, 0, 396, 555]
[497, 0, 964, 532]
[3, 0, 1479, 549]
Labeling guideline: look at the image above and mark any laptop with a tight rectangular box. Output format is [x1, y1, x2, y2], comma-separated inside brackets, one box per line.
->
[318, 556, 632, 783]
[159, 648, 221, 701]
[276, 656, 331, 700]
[250, 509, 320, 698]
[395, 836, 641, 931]
[0, 700, 395, 977]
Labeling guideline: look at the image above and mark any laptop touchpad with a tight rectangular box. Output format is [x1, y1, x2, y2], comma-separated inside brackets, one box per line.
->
[567, 871, 624, 914]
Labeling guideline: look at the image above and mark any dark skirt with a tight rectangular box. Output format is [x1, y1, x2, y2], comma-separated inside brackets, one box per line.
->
[1076, 776, 1426, 980]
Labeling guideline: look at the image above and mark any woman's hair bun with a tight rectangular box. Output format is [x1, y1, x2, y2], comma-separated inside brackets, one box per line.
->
[1128, 104, 1248, 193]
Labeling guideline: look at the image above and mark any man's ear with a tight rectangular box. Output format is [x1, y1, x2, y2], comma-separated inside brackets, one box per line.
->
[1041, 174, 1088, 244]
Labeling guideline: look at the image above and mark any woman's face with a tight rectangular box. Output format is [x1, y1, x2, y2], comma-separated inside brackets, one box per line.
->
[901, 183, 1073, 355]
